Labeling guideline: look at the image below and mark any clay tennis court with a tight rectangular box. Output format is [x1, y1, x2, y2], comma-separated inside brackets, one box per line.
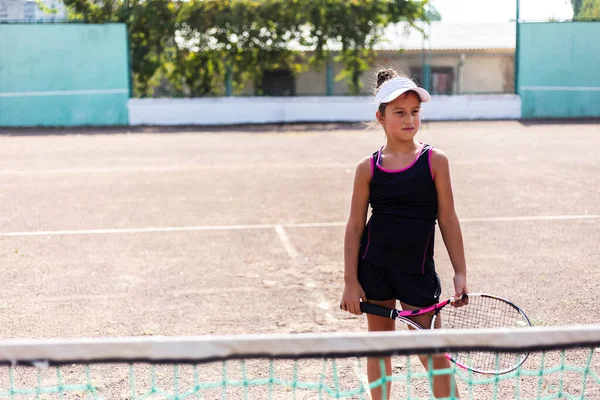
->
[0, 120, 598, 398]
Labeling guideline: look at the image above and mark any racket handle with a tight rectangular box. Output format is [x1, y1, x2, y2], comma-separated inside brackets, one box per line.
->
[360, 303, 398, 319]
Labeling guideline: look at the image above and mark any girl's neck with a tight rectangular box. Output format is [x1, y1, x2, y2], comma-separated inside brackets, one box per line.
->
[384, 139, 420, 154]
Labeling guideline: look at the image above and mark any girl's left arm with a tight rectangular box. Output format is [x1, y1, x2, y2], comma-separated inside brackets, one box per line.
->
[431, 149, 469, 303]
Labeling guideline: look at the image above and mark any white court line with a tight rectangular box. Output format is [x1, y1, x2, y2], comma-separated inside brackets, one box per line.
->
[1, 215, 598, 237]
[0, 89, 129, 98]
[274, 225, 300, 260]
[273, 225, 337, 324]
[520, 86, 600, 92]
[461, 215, 600, 222]
[0, 224, 276, 237]
[0, 161, 500, 176]
[286, 222, 346, 228]
[354, 364, 372, 400]
[0, 285, 301, 306]
[0, 164, 355, 177]
[0, 165, 352, 176]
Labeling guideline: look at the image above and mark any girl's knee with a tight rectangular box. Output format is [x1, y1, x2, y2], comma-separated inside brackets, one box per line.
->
[367, 314, 395, 332]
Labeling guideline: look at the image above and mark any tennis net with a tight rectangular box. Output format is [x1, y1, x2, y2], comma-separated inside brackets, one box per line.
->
[0, 325, 598, 399]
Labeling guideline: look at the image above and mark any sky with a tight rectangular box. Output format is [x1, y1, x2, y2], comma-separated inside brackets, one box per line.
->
[432, 0, 574, 23]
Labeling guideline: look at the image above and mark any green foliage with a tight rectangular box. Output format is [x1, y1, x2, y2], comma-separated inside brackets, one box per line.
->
[62, 0, 427, 97]
[573, 0, 600, 20]
[299, 0, 427, 94]
[35, 0, 59, 15]
[175, 0, 306, 95]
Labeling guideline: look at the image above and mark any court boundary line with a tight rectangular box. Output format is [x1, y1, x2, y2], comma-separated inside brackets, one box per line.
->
[0, 285, 303, 306]
[1, 214, 598, 237]
[0, 160, 501, 176]
[520, 86, 600, 92]
[273, 225, 337, 324]
[0, 89, 129, 98]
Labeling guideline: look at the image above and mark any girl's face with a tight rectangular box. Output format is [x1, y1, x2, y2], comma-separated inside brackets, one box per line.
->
[376, 92, 421, 142]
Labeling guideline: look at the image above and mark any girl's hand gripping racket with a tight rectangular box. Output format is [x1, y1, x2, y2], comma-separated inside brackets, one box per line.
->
[360, 293, 532, 374]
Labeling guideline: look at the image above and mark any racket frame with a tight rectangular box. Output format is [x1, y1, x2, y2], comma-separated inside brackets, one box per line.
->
[358, 293, 532, 375]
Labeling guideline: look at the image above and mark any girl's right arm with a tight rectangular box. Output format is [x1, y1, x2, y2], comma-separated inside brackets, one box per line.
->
[340, 156, 372, 315]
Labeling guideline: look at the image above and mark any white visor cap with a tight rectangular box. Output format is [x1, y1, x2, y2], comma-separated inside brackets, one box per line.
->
[375, 77, 430, 106]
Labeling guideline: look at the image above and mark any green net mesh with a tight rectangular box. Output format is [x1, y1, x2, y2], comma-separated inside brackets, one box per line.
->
[0, 327, 598, 399]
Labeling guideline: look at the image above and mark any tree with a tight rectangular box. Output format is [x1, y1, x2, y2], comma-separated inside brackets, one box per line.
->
[573, 0, 600, 20]
[175, 0, 306, 96]
[62, 0, 428, 97]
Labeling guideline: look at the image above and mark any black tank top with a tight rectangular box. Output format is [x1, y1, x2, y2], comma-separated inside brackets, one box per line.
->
[360, 143, 438, 274]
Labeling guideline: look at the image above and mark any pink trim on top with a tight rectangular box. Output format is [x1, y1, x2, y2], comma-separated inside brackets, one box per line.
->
[376, 143, 425, 173]
[421, 225, 435, 274]
[428, 147, 435, 181]
[370, 154, 374, 178]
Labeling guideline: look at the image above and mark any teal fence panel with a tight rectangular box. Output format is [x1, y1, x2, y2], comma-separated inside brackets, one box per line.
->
[518, 22, 600, 119]
[0, 24, 129, 127]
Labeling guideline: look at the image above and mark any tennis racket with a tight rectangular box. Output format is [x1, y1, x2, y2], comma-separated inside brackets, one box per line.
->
[359, 293, 532, 374]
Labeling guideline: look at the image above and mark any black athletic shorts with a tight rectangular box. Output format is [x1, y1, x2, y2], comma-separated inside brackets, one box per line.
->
[357, 258, 441, 307]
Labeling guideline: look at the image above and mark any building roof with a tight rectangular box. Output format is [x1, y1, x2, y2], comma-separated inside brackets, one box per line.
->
[286, 22, 516, 53]
[376, 22, 516, 52]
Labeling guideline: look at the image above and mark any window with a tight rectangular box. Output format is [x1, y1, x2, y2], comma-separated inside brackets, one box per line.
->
[259, 69, 295, 96]
[410, 67, 454, 95]
[0, 2, 8, 19]
[24, 2, 36, 21]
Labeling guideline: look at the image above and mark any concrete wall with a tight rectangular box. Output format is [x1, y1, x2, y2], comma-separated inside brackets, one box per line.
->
[225, 51, 514, 97]
[519, 22, 600, 119]
[129, 95, 522, 126]
[0, 24, 129, 126]
[290, 51, 514, 96]
[461, 54, 514, 94]
[0, 0, 66, 21]
[0, 0, 27, 20]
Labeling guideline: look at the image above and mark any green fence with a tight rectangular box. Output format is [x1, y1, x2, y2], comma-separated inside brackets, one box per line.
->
[0, 24, 129, 127]
[518, 22, 600, 119]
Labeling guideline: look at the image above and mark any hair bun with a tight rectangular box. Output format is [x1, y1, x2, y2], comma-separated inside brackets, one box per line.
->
[376, 69, 398, 89]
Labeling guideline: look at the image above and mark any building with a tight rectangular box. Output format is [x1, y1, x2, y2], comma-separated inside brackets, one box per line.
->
[0, 0, 67, 22]
[251, 22, 516, 96]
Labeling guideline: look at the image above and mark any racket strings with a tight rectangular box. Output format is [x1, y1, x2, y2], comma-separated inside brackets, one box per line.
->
[438, 296, 529, 372]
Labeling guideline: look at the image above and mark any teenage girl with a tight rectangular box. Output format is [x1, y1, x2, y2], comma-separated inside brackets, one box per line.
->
[340, 68, 469, 400]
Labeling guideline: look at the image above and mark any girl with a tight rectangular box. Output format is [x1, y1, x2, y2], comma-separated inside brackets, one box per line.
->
[340, 69, 469, 400]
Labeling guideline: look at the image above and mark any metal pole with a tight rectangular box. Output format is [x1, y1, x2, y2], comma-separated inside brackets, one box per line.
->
[326, 58, 334, 96]
[515, 0, 520, 95]
[225, 62, 233, 97]
[421, 19, 431, 92]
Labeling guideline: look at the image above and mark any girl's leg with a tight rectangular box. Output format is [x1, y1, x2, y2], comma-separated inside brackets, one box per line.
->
[400, 301, 460, 399]
[365, 299, 397, 400]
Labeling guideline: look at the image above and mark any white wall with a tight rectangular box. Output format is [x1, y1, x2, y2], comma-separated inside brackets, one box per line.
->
[461, 54, 514, 94]
[128, 95, 521, 126]
[1, 0, 25, 20]
[292, 52, 514, 96]
[0, 0, 66, 21]
[422, 95, 521, 121]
